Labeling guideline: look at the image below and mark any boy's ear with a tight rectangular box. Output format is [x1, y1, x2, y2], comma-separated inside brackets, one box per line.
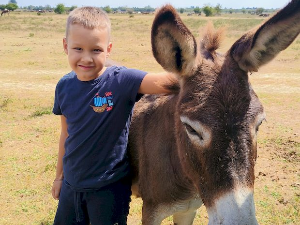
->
[106, 42, 112, 58]
[63, 38, 68, 55]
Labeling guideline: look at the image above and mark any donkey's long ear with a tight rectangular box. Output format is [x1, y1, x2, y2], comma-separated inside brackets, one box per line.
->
[231, 0, 300, 72]
[152, 5, 197, 76]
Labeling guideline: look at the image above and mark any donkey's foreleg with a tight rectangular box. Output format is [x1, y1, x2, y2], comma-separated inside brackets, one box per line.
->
[142, 198, 203, 225]
[173, 210, 197, 225]
[173, 197, 203, 225]
[141, 202, 173, 225]
[141, 207, 164, 225]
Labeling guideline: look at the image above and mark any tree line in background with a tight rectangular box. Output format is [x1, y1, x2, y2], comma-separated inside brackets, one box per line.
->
[1, 1, 277, 16]
[0, 0, 18, 11]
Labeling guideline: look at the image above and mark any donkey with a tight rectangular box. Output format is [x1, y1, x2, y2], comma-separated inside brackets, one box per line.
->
[1, 9, 9, 16]
[127, 0, 300, 224]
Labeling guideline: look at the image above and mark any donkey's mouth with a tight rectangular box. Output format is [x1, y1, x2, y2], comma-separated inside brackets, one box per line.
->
[207, 188, 258, 225]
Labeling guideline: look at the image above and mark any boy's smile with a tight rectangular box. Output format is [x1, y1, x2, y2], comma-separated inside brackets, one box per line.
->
[63, 24, 112, 81]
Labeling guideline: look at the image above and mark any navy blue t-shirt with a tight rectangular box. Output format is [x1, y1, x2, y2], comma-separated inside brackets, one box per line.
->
[53, 66, 146, 190]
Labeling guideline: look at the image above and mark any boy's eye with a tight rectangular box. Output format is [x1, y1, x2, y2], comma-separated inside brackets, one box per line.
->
[74, 47, 82, 51]
[94, 49, 103, 53]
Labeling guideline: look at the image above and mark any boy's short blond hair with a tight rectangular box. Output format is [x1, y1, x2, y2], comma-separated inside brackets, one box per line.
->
[66, 7, 111, 39]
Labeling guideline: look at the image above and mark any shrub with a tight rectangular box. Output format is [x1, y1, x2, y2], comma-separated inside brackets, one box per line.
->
[203, 6, 214, 17]
[54, 4, 65, 14]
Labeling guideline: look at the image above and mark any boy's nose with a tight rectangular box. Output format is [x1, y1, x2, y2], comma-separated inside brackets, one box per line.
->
[81, 53, 93, 63]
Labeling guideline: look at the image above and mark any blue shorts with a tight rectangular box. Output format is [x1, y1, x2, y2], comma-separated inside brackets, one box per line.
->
[53, 178, 132, 225]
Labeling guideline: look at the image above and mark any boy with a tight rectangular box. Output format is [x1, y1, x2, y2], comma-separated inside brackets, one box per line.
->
[51, 6, 173, 225]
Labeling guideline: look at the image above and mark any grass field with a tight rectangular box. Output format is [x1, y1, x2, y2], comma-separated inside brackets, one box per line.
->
[0, 11, 299, 225]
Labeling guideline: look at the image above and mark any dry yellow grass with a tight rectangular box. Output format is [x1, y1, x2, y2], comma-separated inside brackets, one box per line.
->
[0, 11, 299, 225]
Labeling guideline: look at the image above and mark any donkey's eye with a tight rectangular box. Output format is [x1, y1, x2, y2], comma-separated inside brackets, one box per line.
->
[183, 123, 203, 140]
[184, 123, 197, 135]
[255, 122, 261, 132]
[180, 116, 211, 147]
[255, 112, 266, 133]
[255, 118, 266, 132]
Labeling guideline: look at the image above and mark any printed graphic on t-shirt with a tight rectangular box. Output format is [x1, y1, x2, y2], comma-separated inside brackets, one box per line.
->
[90, 92, 114, 113]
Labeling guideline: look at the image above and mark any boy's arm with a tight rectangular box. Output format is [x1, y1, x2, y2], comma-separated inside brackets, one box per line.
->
[51, 115, 68, 200]
[138, 72, 175, 94]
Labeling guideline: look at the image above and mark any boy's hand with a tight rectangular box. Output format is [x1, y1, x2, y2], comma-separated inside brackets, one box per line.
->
[138, 72, 175, 94]
[52, 179, 63, 200]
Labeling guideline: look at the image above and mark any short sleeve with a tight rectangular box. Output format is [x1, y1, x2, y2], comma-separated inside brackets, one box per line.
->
[118, 68, 147, 103]
[52, 82, 62, 115]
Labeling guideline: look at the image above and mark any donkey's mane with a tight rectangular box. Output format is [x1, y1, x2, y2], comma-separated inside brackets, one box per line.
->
[200, 23, 225, 61]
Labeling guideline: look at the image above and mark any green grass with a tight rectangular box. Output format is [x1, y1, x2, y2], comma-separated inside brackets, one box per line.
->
[30, 106, 53, 118]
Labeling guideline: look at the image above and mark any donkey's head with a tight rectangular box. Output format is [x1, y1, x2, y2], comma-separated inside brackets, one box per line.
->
[152, 1, 300, 224]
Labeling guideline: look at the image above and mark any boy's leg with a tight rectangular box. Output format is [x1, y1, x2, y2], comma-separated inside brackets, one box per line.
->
[86, 178, 132, 225]
[53, 181, 89, 225]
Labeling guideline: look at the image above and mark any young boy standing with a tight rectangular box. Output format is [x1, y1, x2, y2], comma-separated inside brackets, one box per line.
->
[51, 6, 172, 225]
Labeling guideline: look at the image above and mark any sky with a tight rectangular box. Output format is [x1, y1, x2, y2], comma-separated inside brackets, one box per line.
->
[0, 0, 292, 9]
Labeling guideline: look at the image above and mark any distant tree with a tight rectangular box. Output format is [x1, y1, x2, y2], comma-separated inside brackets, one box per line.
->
[229, 9, 233, 14]
[242, 9, 246, 14]
[0, 4, 6, 10]
[27, 5, 34, 10]
[203, 5, 214, 17]
[193, 7, 201, 14]
[103, 5, 112, 13]
[179, 8, 184, 14]
[44, 4, 52, 10]
[54, 4, 65, 14]
[69, 5, 77, 12]
[144, 5, 154, 12]
[127, 8, 134, 14]
[214, 4, 222, 15]
[118, 6, 127, 12]
[256, 7, 264, 15]
[9, 0, 17, 4]
[6, 3, 18, 11]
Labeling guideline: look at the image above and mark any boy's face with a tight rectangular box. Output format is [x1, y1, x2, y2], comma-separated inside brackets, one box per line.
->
[63, 24, 112, 81]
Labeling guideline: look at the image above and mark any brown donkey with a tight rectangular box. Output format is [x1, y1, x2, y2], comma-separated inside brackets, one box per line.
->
[127, 0, 300, 224]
